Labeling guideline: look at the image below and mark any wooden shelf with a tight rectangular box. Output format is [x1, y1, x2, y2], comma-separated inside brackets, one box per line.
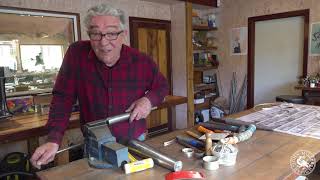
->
[194, 83, 216, 91]
[194, 98, 210, 111]
[194, 66, 218, 71]
[193, 25, 217, 31]
[193, 47, 217, 51]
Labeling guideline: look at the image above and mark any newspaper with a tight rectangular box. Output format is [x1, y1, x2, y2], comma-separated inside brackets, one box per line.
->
[237, 104, 320, 139]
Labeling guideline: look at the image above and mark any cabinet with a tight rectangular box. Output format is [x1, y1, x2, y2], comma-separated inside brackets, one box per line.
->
[186, 2, 219, 127]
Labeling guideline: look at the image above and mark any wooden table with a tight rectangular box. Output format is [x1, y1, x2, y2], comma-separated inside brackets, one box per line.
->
[37, 109, 320, 180]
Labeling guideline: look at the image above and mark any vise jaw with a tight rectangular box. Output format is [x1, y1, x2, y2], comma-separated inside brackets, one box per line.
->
[84, 122, 129, 169]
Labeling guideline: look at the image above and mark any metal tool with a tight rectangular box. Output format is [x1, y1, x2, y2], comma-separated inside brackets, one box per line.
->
[83, 107, 159, 169]
[86, 107, 157, 128]
[56, 143, 83, 154]
[182, 148, 194, 158]
[128, 140, 183, 172]
[176, 135, 205, 149]
[211, 118, 273, 131]
[84, 118, 129, 169]
[163, 138, 176, 146]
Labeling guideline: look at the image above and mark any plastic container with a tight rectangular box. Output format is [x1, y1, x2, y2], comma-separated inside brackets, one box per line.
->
[212, 143, 238, 166]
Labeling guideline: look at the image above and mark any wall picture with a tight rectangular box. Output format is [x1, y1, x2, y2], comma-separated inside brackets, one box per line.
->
[230, 27, 248, 55]
[310, 22, 320, 56]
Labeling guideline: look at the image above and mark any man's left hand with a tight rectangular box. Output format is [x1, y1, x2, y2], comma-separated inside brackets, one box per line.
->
[126, 97, 152, 122]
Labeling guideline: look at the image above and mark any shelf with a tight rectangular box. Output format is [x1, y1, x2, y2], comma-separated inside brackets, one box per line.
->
[194, 83, 216, 91]
[193, 25, 217, 31]
[193, 47, 217, 51]
[194, 66, 218, 71]
[194, 98, 210, 111]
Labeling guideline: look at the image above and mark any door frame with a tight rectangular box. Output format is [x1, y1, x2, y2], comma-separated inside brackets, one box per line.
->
[247, 9, 309, 108]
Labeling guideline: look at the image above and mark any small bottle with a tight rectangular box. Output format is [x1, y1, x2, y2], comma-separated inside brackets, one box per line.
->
[205, 132, 213, 156]
[124, 158, 154, 174]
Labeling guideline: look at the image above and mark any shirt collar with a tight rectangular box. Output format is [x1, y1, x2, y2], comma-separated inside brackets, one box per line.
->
[88, 44, 132, 67]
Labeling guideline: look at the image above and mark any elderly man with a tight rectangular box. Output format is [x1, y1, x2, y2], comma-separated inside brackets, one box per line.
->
[30, 4, 168, 168]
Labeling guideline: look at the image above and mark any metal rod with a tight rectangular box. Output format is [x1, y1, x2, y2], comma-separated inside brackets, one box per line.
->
[128, 140, 182, 172]
[86, 106, 158, 127]
[107, 113, 131, 125]
[56, 143, 83, 154]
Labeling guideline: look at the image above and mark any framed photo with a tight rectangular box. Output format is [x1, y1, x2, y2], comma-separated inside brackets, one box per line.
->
[230, 27, 248, 55]
[310, 22, 320, 56]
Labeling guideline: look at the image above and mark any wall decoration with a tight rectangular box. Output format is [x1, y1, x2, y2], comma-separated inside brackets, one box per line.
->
[310, 22, 320, 56]
[230, 27, 248, 55]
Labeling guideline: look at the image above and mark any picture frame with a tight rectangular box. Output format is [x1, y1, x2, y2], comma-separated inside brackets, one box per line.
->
[310, 22, 320, 56]
[230, 27, 248, 56]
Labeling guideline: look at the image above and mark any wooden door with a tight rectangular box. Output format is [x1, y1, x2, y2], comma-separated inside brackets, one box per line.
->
[129, 17, 172, 134]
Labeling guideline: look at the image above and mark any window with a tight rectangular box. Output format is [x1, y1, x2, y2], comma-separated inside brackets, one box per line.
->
[20, 45, 64, 72]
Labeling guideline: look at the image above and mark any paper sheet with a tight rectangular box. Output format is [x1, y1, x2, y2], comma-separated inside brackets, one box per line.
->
[237, 104, 320, 139]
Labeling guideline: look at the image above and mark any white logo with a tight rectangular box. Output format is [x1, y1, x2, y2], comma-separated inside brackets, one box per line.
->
[290, 150, 316, 176]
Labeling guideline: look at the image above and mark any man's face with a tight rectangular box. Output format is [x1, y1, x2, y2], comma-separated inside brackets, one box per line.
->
[88, 15, 127, 67]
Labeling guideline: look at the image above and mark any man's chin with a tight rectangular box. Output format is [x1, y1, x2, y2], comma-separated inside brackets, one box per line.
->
[99, 57, 117, 66]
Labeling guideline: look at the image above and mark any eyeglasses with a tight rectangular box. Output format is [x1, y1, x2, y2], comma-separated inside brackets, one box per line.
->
[88, 31, 123, 41]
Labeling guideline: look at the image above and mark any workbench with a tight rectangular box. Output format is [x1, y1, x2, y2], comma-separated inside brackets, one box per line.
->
[37, 109, 320, 180]
[0, 95, 187, 165]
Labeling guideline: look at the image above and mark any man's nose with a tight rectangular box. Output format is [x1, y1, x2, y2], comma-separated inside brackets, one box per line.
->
[99, 36, 112, 45]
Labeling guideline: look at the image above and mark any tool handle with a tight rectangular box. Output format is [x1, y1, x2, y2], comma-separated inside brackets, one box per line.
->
[186, 131, 202, 140]
[176, 136, 204, 148]
[197, 126, 214, 134]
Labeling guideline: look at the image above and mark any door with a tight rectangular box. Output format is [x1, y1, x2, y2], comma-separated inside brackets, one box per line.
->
[254, 17, 304, 104]
[247, 10, 309, 108]
[129, 17, 172, 134]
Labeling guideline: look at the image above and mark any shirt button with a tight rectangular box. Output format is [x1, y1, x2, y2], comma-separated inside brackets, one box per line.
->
[108, 105, 113, 109]
[108, 87, 112, 93]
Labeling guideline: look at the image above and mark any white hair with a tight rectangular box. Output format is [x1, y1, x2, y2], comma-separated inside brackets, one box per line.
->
[84, 4, 126, 30]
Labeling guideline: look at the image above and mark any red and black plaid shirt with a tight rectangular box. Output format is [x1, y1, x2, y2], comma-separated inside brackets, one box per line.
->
[47, 41, 169, 145]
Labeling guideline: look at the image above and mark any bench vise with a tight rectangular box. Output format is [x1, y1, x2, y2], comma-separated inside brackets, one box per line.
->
[83, 113, 132, 169]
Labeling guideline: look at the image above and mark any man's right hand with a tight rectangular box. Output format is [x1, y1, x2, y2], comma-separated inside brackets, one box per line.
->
[30, 142, 59, 169]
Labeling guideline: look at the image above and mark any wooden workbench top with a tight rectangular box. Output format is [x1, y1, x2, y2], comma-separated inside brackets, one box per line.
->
[36, 129, 320, 180]
[0, 112, 80, 143]
[0, 95, 187, 143]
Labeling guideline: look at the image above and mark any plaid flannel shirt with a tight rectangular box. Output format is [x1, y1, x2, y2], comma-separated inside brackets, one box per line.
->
[47, 41, 169, 145]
